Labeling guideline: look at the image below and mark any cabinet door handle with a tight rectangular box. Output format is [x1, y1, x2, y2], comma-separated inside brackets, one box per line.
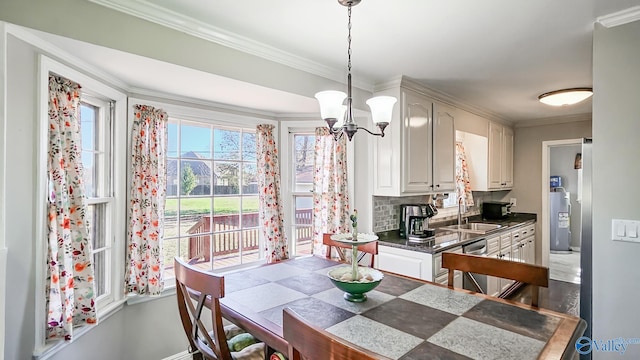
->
[436, 184, 440, 188]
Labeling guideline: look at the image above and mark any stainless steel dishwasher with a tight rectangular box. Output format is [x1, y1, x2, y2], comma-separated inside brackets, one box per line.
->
[462, 238, 488, 294]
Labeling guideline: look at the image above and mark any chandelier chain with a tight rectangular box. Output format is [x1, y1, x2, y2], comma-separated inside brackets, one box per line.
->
[347, 5, 352, 75]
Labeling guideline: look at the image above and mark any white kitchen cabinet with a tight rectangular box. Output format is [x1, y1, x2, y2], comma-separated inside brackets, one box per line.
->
[433, 246, 463, 288]
[488, 122, 514, 189]
[460, 121, 513, 191]
[486, 234, 501, 296]
[376, 244, 462, 285]
[432, 102, 456, 192]
[376, 245, 434, 280]
[373, 81, 455, 196]
[520, 224, 536, 264]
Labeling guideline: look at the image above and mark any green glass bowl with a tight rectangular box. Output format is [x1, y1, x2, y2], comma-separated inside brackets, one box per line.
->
[328, 266, 384, 302]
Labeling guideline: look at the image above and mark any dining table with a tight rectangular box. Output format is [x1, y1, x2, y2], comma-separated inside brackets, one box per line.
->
[218, 255, 586, 360]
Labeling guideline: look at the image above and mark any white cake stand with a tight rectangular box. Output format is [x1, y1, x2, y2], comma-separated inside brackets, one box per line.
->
[329, 233, 379, 282]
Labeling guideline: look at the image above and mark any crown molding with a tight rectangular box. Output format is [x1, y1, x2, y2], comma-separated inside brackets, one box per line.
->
[597, 6, 640, 28]
[88, 0, 375, 91]
[375, 75, 509, 123]
[514, 113, 592, 128]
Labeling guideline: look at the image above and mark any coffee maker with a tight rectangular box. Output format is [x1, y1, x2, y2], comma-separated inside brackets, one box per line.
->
[399, 204, 438, 240]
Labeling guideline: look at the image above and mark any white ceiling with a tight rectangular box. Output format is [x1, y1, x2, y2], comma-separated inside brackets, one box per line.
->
[33, 0, 640, 122]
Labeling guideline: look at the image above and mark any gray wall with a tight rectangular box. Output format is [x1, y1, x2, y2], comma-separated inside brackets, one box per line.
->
[509, 121, 592, 263]
[3, 32, 187, 360]
[592, 20, 640, 357]
[549, 144, 582, 248]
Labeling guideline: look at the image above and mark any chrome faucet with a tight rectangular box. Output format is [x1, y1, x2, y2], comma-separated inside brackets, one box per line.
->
[458, 197, 467, 227]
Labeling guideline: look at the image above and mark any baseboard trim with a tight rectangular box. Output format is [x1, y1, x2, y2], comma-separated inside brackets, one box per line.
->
[162, 350, 193, 360]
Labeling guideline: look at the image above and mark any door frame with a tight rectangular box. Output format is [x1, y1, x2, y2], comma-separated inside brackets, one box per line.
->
[540, 138, 582, 267]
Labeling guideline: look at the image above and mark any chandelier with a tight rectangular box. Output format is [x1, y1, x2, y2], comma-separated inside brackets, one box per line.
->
[315, 0, 397, 141]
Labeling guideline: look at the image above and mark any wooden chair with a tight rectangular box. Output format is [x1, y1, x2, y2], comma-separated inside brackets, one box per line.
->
[323, 233, 378, 267]
[441, 252, 549, 307]
[174, 257, 266, 360]
[283, 308, 392, 360]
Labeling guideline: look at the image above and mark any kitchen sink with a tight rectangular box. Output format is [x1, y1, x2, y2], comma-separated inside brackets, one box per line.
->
[440, 222, 502, 234]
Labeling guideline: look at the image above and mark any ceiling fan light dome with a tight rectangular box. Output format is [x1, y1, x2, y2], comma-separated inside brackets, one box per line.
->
[538, 88, 593, 106]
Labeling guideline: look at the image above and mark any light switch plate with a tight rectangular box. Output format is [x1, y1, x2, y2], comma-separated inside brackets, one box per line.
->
[612, 219, 640, 243]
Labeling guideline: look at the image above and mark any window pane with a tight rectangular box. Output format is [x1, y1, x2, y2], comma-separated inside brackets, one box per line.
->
[181, 122, 211, 158]
[242, 132, 256, 161]
[93, 250, 107, 298]
[242, 163, 258, 195]
[180, 159, 212, 196]
[80, 104, 96, 150]
[81, 103, 99, 197]
[164, 199, 179, 238]
[241, 228, 260, 264]
[88, 203, 107, 249]
[241, 202, 259, 229]
[162, 238, 182, 270]
[214, 129, 240, 160]
[294, 197, 313, 225]
[168, 121, 178, 158]
[242, 196, 259, 216]
[82, 151, 96, 197]
[294, 134, 315, 185]
[293, 196, 313, 256]
[212, 231, 240, 269]
[180, 198, 212, 236]
[213, 161, 240, 195]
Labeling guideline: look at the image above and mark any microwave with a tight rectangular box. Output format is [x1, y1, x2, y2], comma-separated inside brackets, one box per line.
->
[482, 201, 512, 219]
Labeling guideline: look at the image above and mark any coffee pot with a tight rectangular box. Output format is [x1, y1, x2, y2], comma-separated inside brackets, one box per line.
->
[399, 204, 438, 239]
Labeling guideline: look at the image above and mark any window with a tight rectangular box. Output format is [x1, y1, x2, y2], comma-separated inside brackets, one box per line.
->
[80, 96, 114, 309]
[163, 119, 259, 279]
[36, 57, 127, 358]
[290, 133, 315, 256]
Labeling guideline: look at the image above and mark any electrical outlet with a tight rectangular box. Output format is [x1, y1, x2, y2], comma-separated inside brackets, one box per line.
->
[510, 198, 517, 207]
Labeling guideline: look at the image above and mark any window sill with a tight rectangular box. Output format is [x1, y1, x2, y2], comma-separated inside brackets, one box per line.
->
[33, 299, 126, 360]
[125, 286, 176, 306]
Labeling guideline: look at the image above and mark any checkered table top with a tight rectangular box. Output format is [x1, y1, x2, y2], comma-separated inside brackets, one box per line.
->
[220, 256, 583, 360]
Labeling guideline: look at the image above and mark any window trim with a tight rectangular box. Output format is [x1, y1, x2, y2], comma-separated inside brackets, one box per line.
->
[34, 55, 127, 356]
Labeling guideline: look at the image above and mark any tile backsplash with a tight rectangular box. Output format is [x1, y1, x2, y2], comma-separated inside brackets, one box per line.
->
[372, 191, 509, 233]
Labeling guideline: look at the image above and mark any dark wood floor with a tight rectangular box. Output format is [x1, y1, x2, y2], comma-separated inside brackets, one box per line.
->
[507, 279, 580, 317]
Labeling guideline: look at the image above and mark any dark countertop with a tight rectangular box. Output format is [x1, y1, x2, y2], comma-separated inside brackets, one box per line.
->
[377, 213, 537, 254]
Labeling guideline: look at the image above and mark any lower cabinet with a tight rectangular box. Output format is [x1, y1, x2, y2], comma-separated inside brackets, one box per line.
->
[433, 247, 463, 288]
[376, 246, 433, 280]
[376, 222, 536, 296]
[376, 244, 462, 286]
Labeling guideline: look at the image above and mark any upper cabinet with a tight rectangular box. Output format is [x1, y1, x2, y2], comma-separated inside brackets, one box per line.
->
[460, 121, 514, 191]
[373, 82, 455, 196]
[488, 122, 513, 189]
[433, 102, 456, 192]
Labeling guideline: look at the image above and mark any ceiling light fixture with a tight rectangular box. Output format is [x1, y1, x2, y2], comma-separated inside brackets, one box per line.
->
[538, 88, 593, 106]
[315, 0, 396, 141]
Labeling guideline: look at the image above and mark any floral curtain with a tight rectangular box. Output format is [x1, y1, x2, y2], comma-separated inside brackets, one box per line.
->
[126, 104, 168, 295]
[311, 128, 350, 255]
[46, 74, 97, 341]
[256, 124, 289, 263]
[455, 142, 474, 208]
